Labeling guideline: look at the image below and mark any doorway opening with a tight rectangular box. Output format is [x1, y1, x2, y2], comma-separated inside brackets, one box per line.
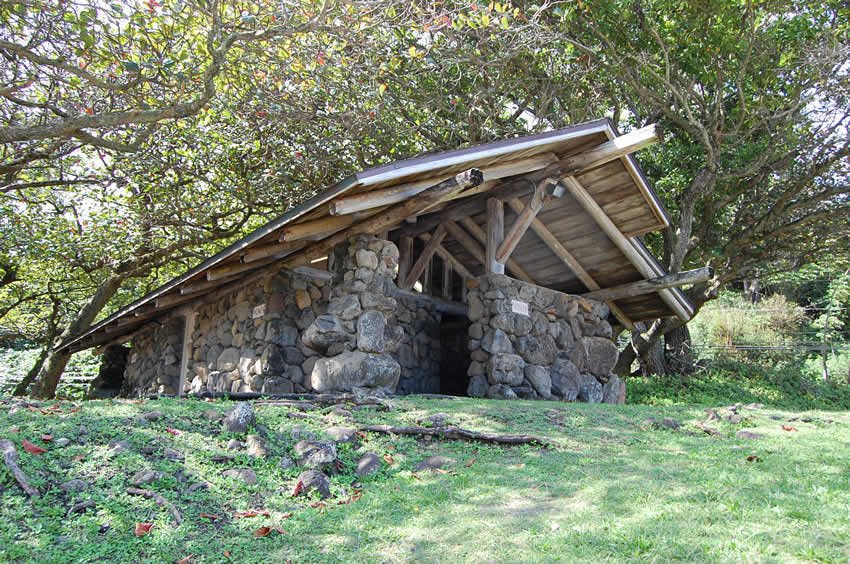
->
[439, 313, 470, 395]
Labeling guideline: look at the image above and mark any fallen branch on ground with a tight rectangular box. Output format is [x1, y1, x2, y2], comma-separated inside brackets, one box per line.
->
[187, 391, 392, 410]
[126, 487, 183, 525]
[67, 500, 96, 515]
[358, 425, 552, 446]
[0, 439, 39, 497]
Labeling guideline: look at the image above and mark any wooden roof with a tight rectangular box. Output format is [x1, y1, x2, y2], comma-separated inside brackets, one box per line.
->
[62, 118, 694, 352]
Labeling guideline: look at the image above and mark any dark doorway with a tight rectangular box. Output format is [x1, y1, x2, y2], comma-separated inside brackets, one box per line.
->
[439, 314, 470, 395]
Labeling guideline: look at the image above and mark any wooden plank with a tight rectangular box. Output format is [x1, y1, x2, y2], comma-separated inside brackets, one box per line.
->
[180, 274, 241, 295]
[401, 225, 446, 290]
[442, 257, 451, 300]
[288, 169, 484, 267]
[458, 217, 535, 283]
[420, 234, 475, 280]
[561, 175, 691, 321]
[486, 198, 504, 274]
[580, 267, 713, 302]
[207, 256, 276, 281]
[279, 215, 354, 241]
[242, 241, 304, 263]
[495, 180, 551, 263]
[560, 124, 661, 175]
[329, 153, 557, 215]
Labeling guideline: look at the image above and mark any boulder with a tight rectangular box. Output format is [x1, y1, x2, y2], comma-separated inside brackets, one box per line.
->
[216, 348, 240, 371]
[481, 328, 513, 354]
[355, 249, 379, 269]
[572, 337, 618, 376]
[602, 374, 626, 404]
[487, 353, 525, 386]
[466, 374, 488, 398]
[355, 452, 382, 477]
[550, 357, 580, 401]
[293, 440, 338, 469]
[487, 384, 518, 399]
[130, 470, 162, 486]
[301, 314, 349, 354]
[59, 479, 89, 493]
[357, 310, 386, 353]
[325, 426, 357, 443]
[222, 402, 255, 433]
[577, 373, 603, 403]
[516, 334, 557, 365]
[246, 435, 268, 458]
[327, 295, 362, 321]
[310, 351, 400, 393]
[221, 468, 257, 485]
[261, 377, 294, 394]
[525, 364, 553, 399]
[490, 313, 533, 336]
[414, 455, 455, 472]
[294, 470, 331, 499]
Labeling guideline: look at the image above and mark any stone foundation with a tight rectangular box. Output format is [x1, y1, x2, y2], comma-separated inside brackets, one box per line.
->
[465, 274, 625, 403]
[117, 237, 625, 403]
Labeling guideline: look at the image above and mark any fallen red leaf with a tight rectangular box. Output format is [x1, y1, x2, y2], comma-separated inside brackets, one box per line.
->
[252, 526, 279, 538]
[291, 480, 304, 497]
[781, 425, 798, 432]
[281, 512, 293, 519]
[200, 513, 221, 520]
[22, 439, 47, 455]
[382, 454, 394, 465]
[134, 522, 154, 537]
[40, 434, 53, 442]
[165, 428, 182, 436]
[235, 510, 270, 518]
[464, 458, 476, 467]
[746, 455, 761, 462]
[176, 555, 194, 564]
[72, 454, 85, 462]
[309, 501, 326, 509]
[223, 550, 232, 558]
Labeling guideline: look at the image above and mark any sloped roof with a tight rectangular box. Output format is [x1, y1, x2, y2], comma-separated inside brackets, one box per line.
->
[62, 118, 693, 352]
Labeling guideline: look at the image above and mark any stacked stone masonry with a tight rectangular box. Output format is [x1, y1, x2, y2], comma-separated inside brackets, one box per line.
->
[465, 274, 625, 404]
[118, 236, 624, 403]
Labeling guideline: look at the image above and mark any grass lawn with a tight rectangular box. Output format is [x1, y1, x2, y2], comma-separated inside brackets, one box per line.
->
[1, 395, 848, 563]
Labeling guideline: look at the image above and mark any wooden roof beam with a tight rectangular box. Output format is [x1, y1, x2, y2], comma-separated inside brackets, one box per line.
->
[329, 153, 557, 216]
[458, 217, 535, 284]
[401, 225, 446, 290]
[495, 179, 553, 264]
[505, 197, 634, 330]
[560, 124, 661, 175]
[561, 174, 691, 321]
[286, 169, 484, 267]
[581, 267, 713, 302]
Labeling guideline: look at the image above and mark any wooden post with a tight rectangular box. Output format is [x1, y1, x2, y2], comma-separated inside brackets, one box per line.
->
[579, 267, 714, 302]
[401, 225, 446, 290]
[458, 217, 535, 283]
[495, 179, 552, 264]
[442, 258, 452, 300]
[486, 198, 504, 275]
[177, 308, 196, 397]
[398, 236, 414, 285]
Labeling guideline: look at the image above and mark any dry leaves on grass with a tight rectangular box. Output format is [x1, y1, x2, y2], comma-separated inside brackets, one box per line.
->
[165, 428, 182, 436]
[253, 525, 286, 538]
[134, 522, 154, 537]
[176, 554, 194, 563]
[235, 510, 270, 518]
[199, 513, 221, 521]
[21, 439, 47, 455]
[382, 453, 395, 465]
[782, 425, 798, 432]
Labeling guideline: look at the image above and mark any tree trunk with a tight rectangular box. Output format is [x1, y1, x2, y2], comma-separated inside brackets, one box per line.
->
[30, 275, 124, 399]
[12, 346, 49, 396]
[664, 324, 695, 375]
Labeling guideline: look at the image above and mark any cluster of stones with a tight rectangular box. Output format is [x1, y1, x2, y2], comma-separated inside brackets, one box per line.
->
[122, 317, 183, 395]
[393, 295, 441, 395]
[187, 270, 330, 395]
[305, 235, 404, 394]
[466, 274, 625, 404]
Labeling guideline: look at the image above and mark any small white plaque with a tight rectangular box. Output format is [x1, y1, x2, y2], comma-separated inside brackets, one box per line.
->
[511, 299, 529, 316]
[252, 304, 266, 319]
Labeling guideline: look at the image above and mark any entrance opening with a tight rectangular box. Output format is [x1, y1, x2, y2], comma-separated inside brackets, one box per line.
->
[439, 313, 470, 395]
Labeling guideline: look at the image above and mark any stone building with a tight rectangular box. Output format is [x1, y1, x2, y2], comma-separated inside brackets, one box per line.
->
[62, 119, 703, 402]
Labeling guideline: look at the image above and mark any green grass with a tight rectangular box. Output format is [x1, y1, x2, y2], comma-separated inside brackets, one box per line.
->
[1, 396, 849, 563]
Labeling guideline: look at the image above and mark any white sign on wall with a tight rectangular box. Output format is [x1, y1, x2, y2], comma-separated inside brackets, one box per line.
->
[510, 299, 529, 316]
[252, 304, 266, 319]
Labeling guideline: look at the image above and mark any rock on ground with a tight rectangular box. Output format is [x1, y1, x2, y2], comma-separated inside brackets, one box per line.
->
[222, 402, 255, 433]
[293, 440, 338, 469]
[221, 468, 257, 485]
[295, 470, 331, 499]
[414, 455, 455, 472]
[355, 452, 382, 477]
